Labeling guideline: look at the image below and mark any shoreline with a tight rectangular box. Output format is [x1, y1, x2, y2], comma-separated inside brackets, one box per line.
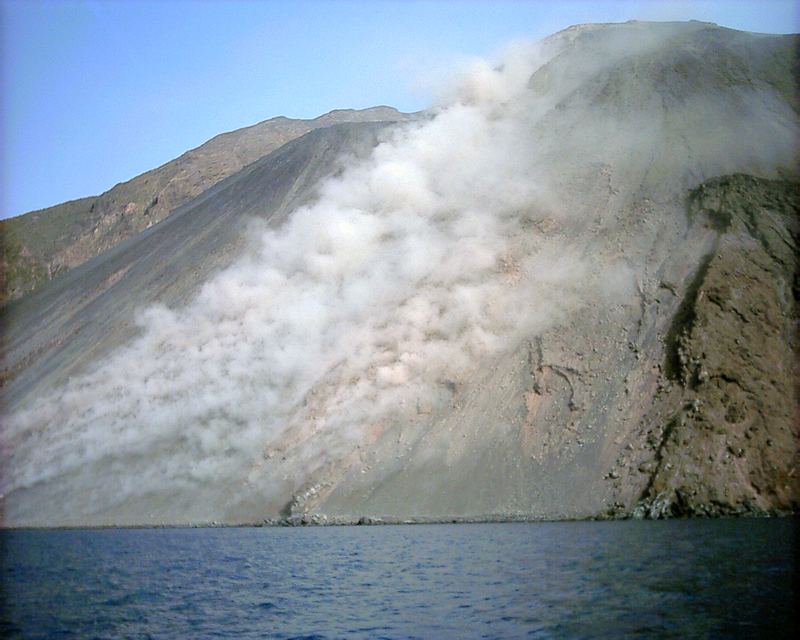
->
[2, 508, 795, 532]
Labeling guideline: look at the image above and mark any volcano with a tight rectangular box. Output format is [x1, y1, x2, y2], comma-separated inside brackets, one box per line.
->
[1, 21, 797, 527]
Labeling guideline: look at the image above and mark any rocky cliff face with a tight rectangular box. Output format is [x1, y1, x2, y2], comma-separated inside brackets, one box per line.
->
[0, 107, 412, 303]
[1, 21, 797, 527]
[310, 22, 799, 524]
[608, 175, 799, 519]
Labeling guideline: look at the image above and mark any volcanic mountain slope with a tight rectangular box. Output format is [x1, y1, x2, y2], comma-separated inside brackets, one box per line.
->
[0, 106, 412, 303]
[1, 21, 797, 527]
[1, 121, 394, 407]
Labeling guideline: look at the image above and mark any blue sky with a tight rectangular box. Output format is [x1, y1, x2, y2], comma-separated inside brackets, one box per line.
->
[1, 0, 797, 219]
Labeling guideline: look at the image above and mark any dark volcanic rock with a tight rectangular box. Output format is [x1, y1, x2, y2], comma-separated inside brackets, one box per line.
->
[634, 175, 799, 518]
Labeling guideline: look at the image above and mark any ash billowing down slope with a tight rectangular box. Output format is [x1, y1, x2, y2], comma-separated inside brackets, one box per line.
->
[2, 21, 798, 526]
[2, 41, 621, 525]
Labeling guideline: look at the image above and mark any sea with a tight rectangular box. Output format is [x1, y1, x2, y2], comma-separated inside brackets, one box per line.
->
[1, 518, 796, 639]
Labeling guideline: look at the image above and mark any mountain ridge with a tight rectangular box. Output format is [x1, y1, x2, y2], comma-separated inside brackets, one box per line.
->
[0, 106, 415, 303]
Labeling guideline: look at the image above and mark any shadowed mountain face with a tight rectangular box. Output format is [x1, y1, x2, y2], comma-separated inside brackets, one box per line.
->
[1, 21, 798, 527]
[0, 107, 413, 303]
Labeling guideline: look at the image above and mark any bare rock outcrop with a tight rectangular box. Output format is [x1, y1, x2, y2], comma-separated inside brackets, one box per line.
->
[627, 175, 799, 518]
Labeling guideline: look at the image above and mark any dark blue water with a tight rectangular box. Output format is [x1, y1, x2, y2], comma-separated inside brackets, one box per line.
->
[1, 518, 796, 639]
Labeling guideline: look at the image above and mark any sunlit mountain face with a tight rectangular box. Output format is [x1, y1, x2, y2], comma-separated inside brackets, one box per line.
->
[2, 21, 798, 527]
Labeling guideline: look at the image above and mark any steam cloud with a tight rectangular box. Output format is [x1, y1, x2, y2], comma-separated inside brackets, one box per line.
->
[2, 40, 629, 525]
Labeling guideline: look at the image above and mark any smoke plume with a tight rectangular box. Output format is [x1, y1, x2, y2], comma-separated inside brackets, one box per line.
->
[2, 38, 635, 525]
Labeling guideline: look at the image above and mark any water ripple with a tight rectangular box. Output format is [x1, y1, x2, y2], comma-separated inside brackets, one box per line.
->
[1, 519, 796, 639]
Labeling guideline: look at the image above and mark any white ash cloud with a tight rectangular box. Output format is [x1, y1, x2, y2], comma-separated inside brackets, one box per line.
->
[1, 38, 631, 526]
